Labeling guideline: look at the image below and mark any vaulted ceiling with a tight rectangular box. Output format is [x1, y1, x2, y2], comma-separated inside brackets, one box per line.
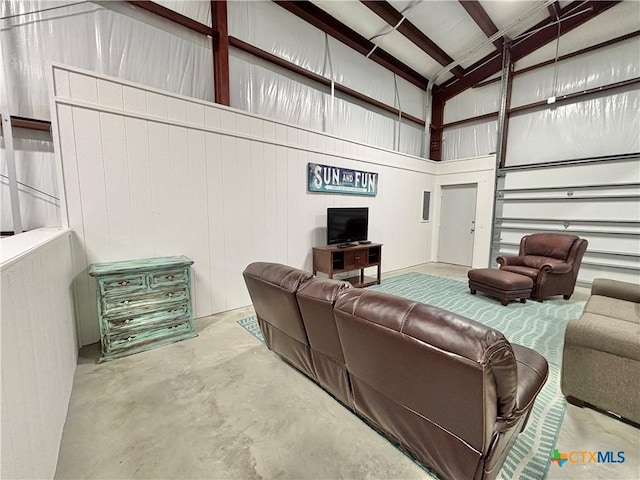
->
[276, 0, 637, 100]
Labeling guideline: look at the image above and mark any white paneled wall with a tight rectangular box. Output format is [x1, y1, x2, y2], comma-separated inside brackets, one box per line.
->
[51, 65, 443, 346]
[1, 228, 78, 479]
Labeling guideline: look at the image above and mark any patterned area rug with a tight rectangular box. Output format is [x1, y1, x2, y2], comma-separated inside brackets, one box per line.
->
[238, 272, 585, 480]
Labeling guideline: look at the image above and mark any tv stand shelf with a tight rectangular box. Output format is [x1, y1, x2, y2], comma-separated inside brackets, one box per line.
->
[312, 243, 382, 288]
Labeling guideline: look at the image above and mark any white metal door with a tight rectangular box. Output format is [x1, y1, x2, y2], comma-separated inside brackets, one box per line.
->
[438, 184, 477, 266]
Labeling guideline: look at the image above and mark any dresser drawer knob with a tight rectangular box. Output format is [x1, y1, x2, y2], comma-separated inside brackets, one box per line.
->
[166, 275, 175, 280]
[126, 336, 135, 342]
[120, 300, 131, 305]
[124, 318, 133, 324]
[118, 281, 129, 286]
[166, 292, 174, 297]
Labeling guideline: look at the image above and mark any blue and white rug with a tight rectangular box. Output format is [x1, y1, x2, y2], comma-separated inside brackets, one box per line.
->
[238, 272, 585, 480]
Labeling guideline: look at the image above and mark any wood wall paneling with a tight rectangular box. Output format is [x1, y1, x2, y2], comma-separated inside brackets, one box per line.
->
[1, 230, 77, 479]
[53, 66, 488, 345]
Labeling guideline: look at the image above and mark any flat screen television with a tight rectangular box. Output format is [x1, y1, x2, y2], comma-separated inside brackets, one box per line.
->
[327, 207, 369, 245]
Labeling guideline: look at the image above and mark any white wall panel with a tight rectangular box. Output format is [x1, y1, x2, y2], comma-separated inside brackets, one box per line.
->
[2, 0, 213, 120]
[443, 82, 501, 124]
[0, 128, 60, 231]
[52, 65, 494, 346]
[506, 88, 640, 166]
[1, 228, 77, 480]
[442, 120, 498, 161]
[511, 38, 640, 108]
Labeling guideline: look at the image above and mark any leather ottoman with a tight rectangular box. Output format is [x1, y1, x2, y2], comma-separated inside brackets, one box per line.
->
[468, 268, 533, 306]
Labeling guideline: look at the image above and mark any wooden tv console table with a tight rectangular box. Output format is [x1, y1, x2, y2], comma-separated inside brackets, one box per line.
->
[312, 243, 382, 288]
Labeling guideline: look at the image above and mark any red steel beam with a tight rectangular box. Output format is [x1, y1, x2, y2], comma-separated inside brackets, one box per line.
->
[9, 116, 52, 131]
[126, 1, 212, 35]
[507, 77, 640, 115]
[273, 0, 428, 90]
[473, 29, 640, 89]
[429, 93, 445, 160]
[212, 0, 230, 106]
[437, 1, 620, 100]
[458, 0, 503, 50]
[548, 1, 562, 18]
[361, 1, 464, 77]
[438, 75, 639, 131]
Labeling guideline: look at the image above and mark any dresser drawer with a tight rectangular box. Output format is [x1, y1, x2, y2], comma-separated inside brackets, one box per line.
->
[105, 303, 190, 333]
[89, 255, 196, 362]
[102, 286, 189, 316]
[99, 274, 146, 296]
[149, 267, 189, 289]
[103, 321, 194, 354]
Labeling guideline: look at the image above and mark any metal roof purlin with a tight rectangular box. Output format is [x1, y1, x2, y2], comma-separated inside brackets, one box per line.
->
[361, 0, 465, 78]
[273, 0, 429, 90]
[437, 0, 621, 101]
[458, 0, 504, 51]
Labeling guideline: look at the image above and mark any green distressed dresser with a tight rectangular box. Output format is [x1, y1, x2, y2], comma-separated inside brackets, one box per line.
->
[88, 256, 197, 363]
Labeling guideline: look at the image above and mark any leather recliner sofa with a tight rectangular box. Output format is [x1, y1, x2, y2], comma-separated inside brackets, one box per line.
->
[243, 262, 549, 480]
[497, 233, 588, 302]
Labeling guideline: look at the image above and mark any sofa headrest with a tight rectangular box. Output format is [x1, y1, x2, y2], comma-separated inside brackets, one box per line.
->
[242, 262, 313, 346]
[523, 233, 579, 260]
[296, 278, 353, 363]
[335, 288, 513, 365]
[243, 262, 313, 291]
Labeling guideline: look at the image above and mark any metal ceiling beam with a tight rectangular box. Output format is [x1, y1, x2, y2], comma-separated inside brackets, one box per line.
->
[437, 1, 620, 100]
[458, 0, 503, 50]
[126, 1, 212, 35]
[273, 1, 428, 90]
[473, 29, 640, 88]
[361, 0, 465, 77]
[547, 1, 562, 18]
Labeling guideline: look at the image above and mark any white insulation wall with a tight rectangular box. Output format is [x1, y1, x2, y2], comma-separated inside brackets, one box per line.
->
[1, 228, 78, 480]
[0, 129, 60, 231]
[51, 65, 453, 347]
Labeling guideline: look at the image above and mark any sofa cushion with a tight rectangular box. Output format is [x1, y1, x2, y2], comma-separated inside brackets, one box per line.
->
[592, 278, 640, 304]
[584, 295, 640, 325]
[564, 313, 640, 361]
[523, 233, 578, 259]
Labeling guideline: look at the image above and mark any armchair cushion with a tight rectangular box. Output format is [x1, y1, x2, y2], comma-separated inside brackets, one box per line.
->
[500, 265, 540, 280]
[523, 233, 578, 259]
[522, 256, 572, 274]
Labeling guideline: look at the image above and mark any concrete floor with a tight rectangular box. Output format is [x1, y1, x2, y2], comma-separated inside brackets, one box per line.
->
[56, 263, 639, 480]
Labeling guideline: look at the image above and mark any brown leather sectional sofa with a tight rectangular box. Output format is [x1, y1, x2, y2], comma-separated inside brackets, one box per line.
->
[243, 262, 549, 480]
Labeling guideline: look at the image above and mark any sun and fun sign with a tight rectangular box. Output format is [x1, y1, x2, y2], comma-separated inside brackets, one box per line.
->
[307, 163, 378, 196]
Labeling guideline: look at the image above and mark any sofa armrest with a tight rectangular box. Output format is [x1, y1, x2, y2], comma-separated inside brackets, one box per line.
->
[496, 255, 525, 267]
[591, 278, 640, 303]
[510, 344, 549, 416]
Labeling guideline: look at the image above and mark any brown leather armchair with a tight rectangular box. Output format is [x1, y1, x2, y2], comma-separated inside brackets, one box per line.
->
[497, 233, 588, 302]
